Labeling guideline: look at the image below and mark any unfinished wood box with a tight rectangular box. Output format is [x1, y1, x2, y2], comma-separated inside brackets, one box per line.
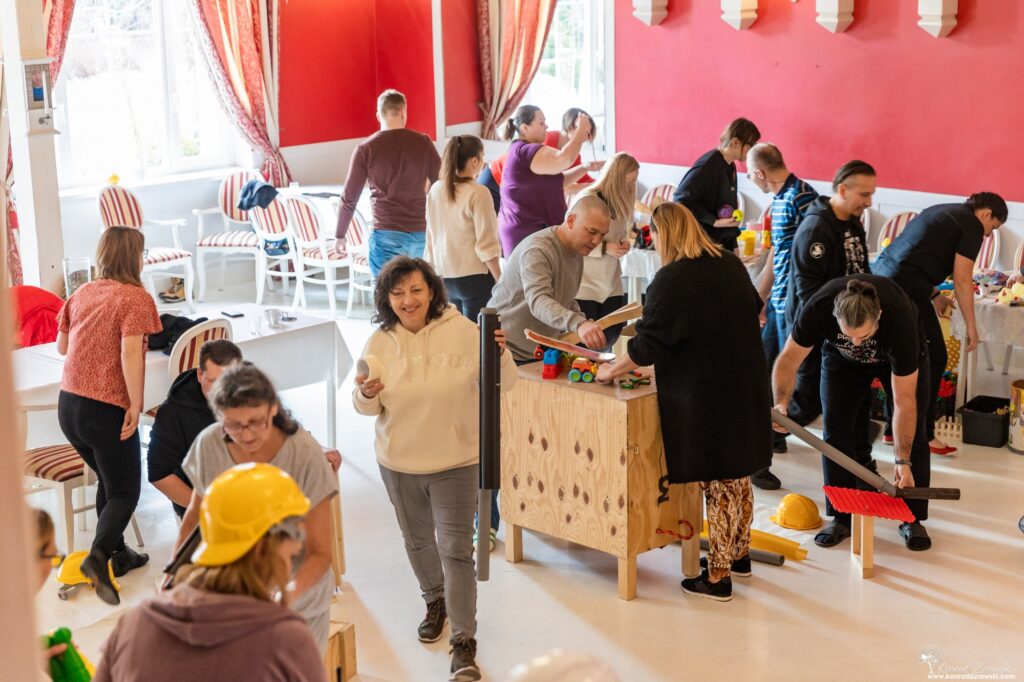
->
[500, 363, 701, 600]
[324, 620, 357, 682]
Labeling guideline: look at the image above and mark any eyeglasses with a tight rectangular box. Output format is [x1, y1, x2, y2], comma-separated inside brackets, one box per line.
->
[222, 413, 272, 437]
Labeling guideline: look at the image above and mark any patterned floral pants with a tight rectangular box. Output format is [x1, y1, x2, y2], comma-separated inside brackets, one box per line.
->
[703, 477, 754, 582]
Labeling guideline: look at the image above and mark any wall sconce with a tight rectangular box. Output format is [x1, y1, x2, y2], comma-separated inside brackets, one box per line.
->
[721, 0, 757, 30]
[816, 0, 854, 33]
[632, 0, 669, 26]
[919, 0, 957, 37]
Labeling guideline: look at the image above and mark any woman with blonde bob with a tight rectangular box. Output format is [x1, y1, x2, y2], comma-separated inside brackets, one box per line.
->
[574, 152, 638, 348]
[56, 226, 162, 604]
[597, 202, 772, 602]
[93, 463, 325, 681]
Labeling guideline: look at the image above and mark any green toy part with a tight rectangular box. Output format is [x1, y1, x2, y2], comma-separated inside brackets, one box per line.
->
[47, 628, 93, 682]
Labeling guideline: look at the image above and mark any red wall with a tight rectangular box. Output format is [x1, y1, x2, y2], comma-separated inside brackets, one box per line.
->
[443, 0, 484, 125]
[374, 0, 437, 138]
[615, 0, 1024, 201]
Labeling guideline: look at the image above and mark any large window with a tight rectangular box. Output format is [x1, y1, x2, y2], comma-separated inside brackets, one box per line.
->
[524, 0, 606, 151]
[54, 0, 239, 187]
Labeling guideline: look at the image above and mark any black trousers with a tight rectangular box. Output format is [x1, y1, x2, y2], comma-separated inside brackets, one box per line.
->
[577, 294, 628, 350]
[910, 294, 946, 441]
[820, 345, 931, 522]
[58, 391, 142, 558]
[444, 273, 496, 323]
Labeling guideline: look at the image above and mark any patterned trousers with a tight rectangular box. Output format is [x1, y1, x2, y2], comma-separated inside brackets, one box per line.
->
[703, 477, 754, 582]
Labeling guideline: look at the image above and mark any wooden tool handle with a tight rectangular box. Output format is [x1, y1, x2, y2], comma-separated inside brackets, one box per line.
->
[559, 302, 643, 344]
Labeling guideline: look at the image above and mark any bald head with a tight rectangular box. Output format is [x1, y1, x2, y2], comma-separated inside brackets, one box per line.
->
[746, 143, 791, 194]
[560, 194, 611, 256]
[570, 193, 611, 221]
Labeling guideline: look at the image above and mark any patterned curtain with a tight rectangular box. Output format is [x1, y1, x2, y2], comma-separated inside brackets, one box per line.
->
[478, 0, 557, 139]
[3, 0, 77, 287]
[188, 0, 291, 187]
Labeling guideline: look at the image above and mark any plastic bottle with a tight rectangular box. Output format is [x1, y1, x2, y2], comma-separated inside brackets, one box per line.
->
[738, 231, 755, 257]
[46, 627, 92, 682]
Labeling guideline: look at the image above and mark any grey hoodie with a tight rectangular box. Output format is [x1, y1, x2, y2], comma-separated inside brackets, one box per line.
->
[92, 585, 325, 682]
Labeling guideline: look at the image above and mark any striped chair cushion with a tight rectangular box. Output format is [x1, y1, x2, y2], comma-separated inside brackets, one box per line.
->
[975, 232, 999, 271]
[302, 244, 347, 261]
[351, 251, 369, 267]
[25, 444, 85, 483]
[346, 212, 369, 249]
[640, 184, 675, 208]
[174, 325, 232, 374]
[251, 201, 289, 236]
[197, 230, 259, 248]
[98, 185, 145, 229]
[220, 171, 259, 223]
[881, 211, 917, 244]
[145, 247, 192, 265]
[288, 198, 321, 243]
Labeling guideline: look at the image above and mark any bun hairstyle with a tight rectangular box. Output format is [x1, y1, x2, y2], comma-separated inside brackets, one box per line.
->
[503, 105, 542, 141]
[965, 192, 1008, 223]
[833, 279, 882, 328]
[440, 135, 485, 203]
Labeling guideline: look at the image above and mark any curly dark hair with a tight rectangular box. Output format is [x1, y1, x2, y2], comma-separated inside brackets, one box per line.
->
[372, 257, 449, 331]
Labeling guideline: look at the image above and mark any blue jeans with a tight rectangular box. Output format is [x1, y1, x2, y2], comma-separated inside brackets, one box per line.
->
[763, 306, 822, 425]
[368, 229, 426, 277]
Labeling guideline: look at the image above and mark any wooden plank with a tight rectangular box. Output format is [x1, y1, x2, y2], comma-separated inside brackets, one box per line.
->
[617, 556, 637, 600]
[324, 621, 357, 681]
[506, 524, 523, 563]
[330, 495, 346, 585]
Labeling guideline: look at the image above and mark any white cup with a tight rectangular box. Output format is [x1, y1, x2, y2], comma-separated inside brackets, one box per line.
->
[357, 355, 382, 382]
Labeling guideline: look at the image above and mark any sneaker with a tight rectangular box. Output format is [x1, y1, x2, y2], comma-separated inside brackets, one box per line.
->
[81, 551, 120, 606]
[417, 599, 447, 643]
[751, 468, 781, 491]
[772, 433, 788, 454]
[111, 546, 149, 578]
[471, 528, 497, 553]
[681, 570, 732, 602]
[449, 638, 481, 681]
[700, 554, 752, 578]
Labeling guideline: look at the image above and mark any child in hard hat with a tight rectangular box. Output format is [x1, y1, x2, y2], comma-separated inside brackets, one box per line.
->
[34, 508, 74, 673]
[92, 463, 324, 681]
[173, 365, 337, 650]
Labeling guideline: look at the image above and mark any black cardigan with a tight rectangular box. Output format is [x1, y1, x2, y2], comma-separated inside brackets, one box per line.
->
[672, 149, 740, 252]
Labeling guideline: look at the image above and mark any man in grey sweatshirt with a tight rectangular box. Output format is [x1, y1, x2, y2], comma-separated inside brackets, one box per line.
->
[489, 194, 612, 363]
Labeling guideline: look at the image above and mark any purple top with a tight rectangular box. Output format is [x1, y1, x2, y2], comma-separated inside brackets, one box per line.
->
[497, 140, 567, 256]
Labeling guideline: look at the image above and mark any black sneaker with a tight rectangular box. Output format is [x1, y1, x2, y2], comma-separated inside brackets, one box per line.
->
[681, 570, 732, 602]
[772, 433, 788, 454]
[417, 599, 447, 643]
[751, 468, 781, 490]
[700, 554, 752, 578]
[81, 551, 120, 606]
[111, 546, 149, 578]
[449, 638, 481, 681]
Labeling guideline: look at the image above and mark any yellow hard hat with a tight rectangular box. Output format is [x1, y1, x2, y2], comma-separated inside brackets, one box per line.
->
[193, 463, 310, 567]
[769, 493, 822, 531]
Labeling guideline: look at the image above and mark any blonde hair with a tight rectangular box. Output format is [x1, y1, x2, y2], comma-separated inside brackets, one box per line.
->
[178, 532, 293, 605]
[650, 202, 722, 266]
[96, 226, 145, 287]
[579, 152, 639, 223]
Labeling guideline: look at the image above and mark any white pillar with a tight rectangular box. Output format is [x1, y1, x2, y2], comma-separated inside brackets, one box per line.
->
[0, 0, 66, 291]
[919, 0, 957, 38]
[816, 0, 855, 33]
[721, 0, 757, 31]
[632, 0, 669, 26]
[431, 0, 446, 141]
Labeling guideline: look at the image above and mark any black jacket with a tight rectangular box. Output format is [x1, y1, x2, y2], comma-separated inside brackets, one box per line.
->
[672, 149, 739, 251]
[147, 369, 215, 517]
[627, 252, 772, 483]
[785, 196, 870, 324]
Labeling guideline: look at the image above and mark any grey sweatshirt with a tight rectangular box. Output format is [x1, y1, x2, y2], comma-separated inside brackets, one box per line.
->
[488, 226, 585, 362]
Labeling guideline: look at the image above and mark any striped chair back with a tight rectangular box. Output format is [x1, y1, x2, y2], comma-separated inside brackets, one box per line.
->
[877, 211, 917, 251]
[640, 184, 675, 209]
[975, 230, 1000, 271]
[250, 199, 290, 238]
[219, 171, 260, 223]
[98, 185, 144, 229]
[286, 196, 322, 245]
[1013, 240, 1024, 273]
[345, 210, 369, 250]
[167, 319, 234, 379]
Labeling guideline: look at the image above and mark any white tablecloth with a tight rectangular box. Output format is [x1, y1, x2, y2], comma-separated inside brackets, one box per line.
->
[951, 296, 1024, 346]
[14, 304, 353, 447]
[620, 248, 771, 302]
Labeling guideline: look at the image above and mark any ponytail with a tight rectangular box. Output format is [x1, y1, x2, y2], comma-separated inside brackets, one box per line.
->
[833, 279, 882, 328]
[439, 135, 485, 203]
[502, 118, 518, 141]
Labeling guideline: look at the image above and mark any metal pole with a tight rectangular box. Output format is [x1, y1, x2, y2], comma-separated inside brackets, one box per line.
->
[477, 308, 501, 580]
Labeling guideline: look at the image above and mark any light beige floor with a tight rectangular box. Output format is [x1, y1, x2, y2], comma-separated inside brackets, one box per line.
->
[29, 283, 1024, 681]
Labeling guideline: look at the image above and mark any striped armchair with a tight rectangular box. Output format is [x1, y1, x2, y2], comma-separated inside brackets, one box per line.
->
[344, 210, 373, 318]
[876, 211, 918, 252]
[97, 184, 196, 311]
[287, 196, 350, 317]
[249, 198, 298, 305]
[193, 171, 261, 301]
[975, 230, 1000, 271]
[640, 184, 675, 211]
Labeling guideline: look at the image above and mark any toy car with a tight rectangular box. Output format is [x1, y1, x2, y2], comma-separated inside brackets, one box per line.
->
[568, 357, 598, 383]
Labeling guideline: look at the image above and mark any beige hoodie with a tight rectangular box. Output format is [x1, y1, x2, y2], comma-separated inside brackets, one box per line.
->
[353, 306, 517, 474]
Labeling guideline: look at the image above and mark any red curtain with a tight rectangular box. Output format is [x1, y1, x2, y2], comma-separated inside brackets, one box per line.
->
[3, 0, 77, 287]
[190, 0, 291, 187]
[478, 0, 557, 139]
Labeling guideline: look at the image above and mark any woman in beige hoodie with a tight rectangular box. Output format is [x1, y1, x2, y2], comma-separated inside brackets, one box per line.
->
[354, 256, 516, 682]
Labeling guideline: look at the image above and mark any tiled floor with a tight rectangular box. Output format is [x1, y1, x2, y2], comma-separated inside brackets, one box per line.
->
[28, 282, 1024, 681]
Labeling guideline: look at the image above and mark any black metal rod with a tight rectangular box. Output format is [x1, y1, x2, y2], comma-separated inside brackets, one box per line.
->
[699, 538, 785, 567]
[161, 526, 201, 590]
[477, 308, 501, 581]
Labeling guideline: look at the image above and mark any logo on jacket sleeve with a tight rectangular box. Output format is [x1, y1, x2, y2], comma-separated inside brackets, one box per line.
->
[809, 242, 826, 259]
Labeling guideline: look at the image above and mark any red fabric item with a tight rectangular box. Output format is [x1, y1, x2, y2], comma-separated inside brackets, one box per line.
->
[11, 285, 63, 347]
[543, 130, 593, 184]
[57, 280, 161, 410]
[822, 486, 915, 523]
[489, 154, 508, 184]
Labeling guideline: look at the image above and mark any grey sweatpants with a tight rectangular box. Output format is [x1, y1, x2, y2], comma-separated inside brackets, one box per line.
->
[379, 463, 478, 642]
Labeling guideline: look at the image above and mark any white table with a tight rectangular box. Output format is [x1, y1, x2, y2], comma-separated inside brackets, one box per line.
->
[951, 296, 1024, 407]
[621, 247, 771, 303]
[14, 304, 353, 448]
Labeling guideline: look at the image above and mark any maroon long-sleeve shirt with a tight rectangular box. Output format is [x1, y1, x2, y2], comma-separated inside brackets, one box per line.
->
[335, 128, 441, 239]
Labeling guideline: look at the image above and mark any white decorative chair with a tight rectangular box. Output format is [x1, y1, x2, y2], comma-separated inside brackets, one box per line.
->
[249, 199, 298, 304]
[876, 211, 918, 251]
[974, 230, 1000, 272]
[286, 195, 350, 317]
[193, 170, 261, 301]
[640, 184, 675, 209]
[97, 184, 196, 312]
[343, 210, 374, 318]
